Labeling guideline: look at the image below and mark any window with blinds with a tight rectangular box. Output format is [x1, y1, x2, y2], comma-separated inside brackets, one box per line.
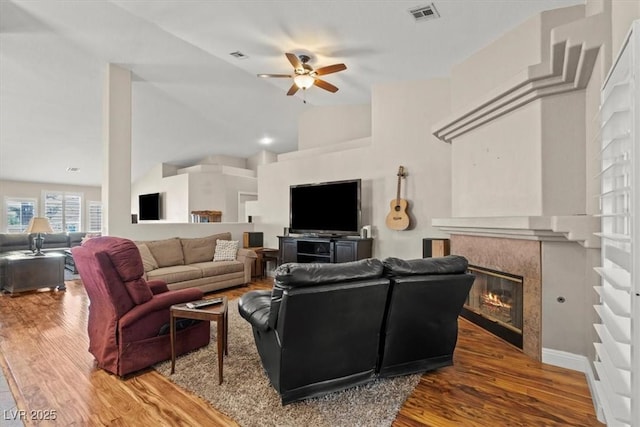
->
[594, 20, 638, 427]
[43, 191, 82, 232]
[4, 198, 36, 233]
[87, 201, 102, 232]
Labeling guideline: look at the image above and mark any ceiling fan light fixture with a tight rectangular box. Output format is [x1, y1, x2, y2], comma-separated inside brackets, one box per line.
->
[293, 74, 315, 89]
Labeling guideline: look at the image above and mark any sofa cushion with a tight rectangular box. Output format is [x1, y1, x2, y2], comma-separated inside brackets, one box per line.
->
[180, 234, 227, 264]
[37, 232, 70, 249]
[274, 258, 384, 287]
[145, 237, 184, 267]
[213, 240, 239, 261]
[146, 265, 202, 284]
[382, 255, 469, 276]
[68, 232, 88, 247]
[0, 233, 31, 252]
[136, 243, 159, 272]
[191, 260, 244, 276]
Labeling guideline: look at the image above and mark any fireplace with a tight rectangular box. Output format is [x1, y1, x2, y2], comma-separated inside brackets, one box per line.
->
[445, 235, 541, 360]
[462, 265, 524, 349]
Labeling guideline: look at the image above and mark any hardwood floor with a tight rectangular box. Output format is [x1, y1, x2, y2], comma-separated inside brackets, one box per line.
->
[0, 280, 602, 426]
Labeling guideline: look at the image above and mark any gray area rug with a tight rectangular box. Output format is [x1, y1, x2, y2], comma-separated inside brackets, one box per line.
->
[154, 300, 420, 427]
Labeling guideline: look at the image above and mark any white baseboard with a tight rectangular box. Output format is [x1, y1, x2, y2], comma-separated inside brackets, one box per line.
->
[542, 347, 586, 371]
[542, 348, 605, 423]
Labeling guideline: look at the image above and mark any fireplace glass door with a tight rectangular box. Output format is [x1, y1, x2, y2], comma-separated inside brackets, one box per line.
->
[463, 266, 524, 348]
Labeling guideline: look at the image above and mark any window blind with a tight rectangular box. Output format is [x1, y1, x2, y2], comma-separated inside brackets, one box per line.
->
[594, 20, 638, 427]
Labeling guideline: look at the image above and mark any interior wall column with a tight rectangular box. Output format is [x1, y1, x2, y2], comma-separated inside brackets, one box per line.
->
[102, 63, 132, 236]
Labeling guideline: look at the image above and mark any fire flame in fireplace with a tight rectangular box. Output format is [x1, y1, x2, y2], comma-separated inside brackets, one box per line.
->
[482, 292, 511, 308]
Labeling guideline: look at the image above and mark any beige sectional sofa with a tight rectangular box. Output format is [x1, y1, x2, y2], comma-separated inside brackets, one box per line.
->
[135, 232, 256, 293]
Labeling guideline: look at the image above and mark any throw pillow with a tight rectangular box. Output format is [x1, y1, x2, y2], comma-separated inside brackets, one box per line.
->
[213, 240, 239, 261]
[136, 243, 159, 272]
[180, 234, 224, 264]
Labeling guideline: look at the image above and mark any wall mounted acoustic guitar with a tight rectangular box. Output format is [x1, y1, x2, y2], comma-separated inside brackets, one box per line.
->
[386, 166, 410, 230]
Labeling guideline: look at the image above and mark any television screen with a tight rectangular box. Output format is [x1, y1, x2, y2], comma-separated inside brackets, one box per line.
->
[289, 179, 361, 236]
[139, 193, 160, 220]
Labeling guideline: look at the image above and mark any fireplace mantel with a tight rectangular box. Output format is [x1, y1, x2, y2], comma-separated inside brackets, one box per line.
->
[432, 215, 600, 248]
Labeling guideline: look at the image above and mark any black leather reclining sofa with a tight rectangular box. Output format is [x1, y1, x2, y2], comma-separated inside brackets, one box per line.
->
[238, 255, 474, 404]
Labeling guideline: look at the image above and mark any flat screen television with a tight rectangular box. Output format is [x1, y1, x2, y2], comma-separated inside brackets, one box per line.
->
[289, 179, 361, 236]
[139, 193, 160, 220]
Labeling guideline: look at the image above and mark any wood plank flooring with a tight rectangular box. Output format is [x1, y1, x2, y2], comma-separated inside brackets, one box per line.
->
[0, 279, 602, 426]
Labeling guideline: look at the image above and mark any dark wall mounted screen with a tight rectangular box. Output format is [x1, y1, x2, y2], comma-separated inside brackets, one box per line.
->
[138, 193, 160, 220]
[289, 179, 361, 236]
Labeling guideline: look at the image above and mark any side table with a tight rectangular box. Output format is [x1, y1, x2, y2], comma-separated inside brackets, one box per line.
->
[170, 297, 228, 384]
[256, 248, 279, 279]
[0, 252, 65, 295]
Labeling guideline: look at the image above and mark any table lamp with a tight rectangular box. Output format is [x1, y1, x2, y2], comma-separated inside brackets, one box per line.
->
[25, 217, 53, 256]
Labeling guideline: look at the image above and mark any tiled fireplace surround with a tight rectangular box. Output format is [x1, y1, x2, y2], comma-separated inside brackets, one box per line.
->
[451, 235, 541, 359]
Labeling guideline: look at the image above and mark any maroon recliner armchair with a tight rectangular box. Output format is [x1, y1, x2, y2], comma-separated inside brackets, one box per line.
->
[72, 236, 210, 376]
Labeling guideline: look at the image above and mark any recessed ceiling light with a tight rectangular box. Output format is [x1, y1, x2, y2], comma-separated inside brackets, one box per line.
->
[66, 167, 80, 172]
[259, 137, 273, 145]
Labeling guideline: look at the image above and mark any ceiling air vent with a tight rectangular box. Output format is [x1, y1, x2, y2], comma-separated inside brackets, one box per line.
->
[408, 3, 440, 22]
[229, 51, 248, 59]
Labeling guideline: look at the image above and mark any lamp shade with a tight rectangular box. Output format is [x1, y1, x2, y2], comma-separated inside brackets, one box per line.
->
[25, 217, 53, 234]
[293, 74, 315, 89]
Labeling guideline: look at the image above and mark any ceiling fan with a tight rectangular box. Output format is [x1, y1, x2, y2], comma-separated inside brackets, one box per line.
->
[258, 53, 347, 96]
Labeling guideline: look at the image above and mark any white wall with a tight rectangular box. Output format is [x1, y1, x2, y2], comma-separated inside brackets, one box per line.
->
[132, 163, 258, 223]
[450, 5, 585, 111]
[451, 13, 543, 109]
[449, 5, 590, 218]
[130, 164, 190, 222]
[188, 172, 257, 223]
[247, 150, 277, 172]
[256, 78, 451, 260]
[612, 0, 640, 57]
[104, 64, 255, 241]
[0, 179, 101, 232]
[298, 104, 371, 150]
[452, 102, 543, 216]
[541, 242, 600, 356]
[541, 91, 586, 215]
[199, 154, 247, 168]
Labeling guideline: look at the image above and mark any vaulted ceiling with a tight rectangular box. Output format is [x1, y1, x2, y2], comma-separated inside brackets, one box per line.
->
[0, 0, 584, 186]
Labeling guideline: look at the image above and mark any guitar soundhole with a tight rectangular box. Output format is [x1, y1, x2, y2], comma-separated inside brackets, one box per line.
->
[394, 205, 401, 211]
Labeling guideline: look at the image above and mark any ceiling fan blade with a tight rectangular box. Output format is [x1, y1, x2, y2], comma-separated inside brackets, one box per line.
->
[314, 63, 347, 76]
[286, 83, 299, 96]
[314, 78, 339, 93]
[286, 53, 302, 70]
[257, 73, 292, 78]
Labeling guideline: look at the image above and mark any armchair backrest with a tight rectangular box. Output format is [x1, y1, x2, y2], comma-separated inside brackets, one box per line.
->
[72, 236, 154, 317]
[379, 255, 474, 377]
[270, 258, 386, 329]
[270, 259, 389, 396]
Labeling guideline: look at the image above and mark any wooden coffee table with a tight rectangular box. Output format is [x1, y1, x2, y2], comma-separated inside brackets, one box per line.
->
[170, 296, 228, 384]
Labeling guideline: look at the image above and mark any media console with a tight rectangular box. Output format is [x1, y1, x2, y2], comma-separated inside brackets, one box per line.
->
[278, 236, 373, 264]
